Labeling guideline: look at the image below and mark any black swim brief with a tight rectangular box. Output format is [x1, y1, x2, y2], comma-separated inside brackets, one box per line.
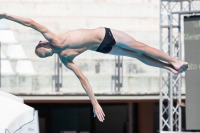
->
[96, 28, 116, 53]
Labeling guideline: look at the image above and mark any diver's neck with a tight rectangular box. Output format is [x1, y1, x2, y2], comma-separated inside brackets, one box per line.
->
[52, 47, 61, 54]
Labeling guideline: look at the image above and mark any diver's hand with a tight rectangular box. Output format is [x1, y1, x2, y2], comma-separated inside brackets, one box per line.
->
[93, 104, 105, 122]
[0, 13, 6, 19]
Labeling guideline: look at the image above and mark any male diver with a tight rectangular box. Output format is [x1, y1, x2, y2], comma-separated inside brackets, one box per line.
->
[0, 13, 188, 122]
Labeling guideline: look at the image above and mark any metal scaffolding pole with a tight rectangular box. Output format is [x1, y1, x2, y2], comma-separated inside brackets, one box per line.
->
[53, 54, 62, 92]
[160, 0, 200, 132]
[0, 41, 1, 88]
[114, 55, 123, 92]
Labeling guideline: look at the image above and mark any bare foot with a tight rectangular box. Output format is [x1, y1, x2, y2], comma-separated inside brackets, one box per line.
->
[165, 64, 179, 75]
[171, 60, 188, 73]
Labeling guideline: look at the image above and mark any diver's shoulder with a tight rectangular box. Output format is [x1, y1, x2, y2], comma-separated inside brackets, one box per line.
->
[59, 27, 104, 34]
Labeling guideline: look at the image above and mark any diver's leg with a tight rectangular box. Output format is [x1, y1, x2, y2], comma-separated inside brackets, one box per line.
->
[109, 45, 178, 74]
[111, 29, 188, 73]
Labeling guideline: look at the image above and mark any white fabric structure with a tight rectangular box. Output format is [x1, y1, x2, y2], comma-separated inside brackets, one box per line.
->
[0, 91, 23, 103]
[16, 111, 39, 133]
[1, 49, 6, 59]
[7, 44, 27, 60]
[0, 92, 34, 133]
[0, 30, 18, 44]
[16, 60, 37, 76]
[1, 60, 15, 76]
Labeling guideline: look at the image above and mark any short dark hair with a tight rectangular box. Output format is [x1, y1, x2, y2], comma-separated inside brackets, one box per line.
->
[35, 43, 43, 57]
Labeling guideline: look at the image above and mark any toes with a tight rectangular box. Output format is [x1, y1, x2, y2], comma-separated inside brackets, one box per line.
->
[183, 66, 187, 71]
[183, 64, 188, 71]
[178, 64, 188, 73]
[178, 67, 183, 73]
[183, 64, 188, 70]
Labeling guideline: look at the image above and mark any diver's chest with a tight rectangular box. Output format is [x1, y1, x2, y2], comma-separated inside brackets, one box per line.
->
[59, 49, 79, 60]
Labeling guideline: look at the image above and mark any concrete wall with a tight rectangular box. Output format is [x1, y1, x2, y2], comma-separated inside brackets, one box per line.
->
[0, 0, 185, 94]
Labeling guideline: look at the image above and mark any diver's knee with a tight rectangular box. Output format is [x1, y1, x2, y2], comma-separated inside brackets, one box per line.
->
[135, 41, 148, 54]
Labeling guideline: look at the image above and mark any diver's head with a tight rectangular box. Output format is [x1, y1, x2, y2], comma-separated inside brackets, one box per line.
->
[35, 40, 54, 58]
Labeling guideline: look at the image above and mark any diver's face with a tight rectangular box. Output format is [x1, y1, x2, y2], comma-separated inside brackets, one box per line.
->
[35, 41, 53, 58]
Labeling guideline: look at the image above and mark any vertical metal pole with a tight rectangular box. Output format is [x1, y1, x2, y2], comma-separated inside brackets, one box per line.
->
[61, 60, 63, 89]
[118, 56, 120, 91]
[0, 41, 1, 88]
[121, 57, 123, 90]
[53, 54, 62, 92]
[53, 54, 57, 92]
[56, 55, 60, 92]
[159, 0, 163, 131]
[56, 55, 62, 92]
[169, 9, 173, 131]
[53, 55, 55, 91]
[114, 55, 123, 92]
[167, 1, 173, 131]
[178, 1, 183, 131]
[189, 0, 191, 11]
[114, 56, 117, 92]
[178, 22, 182, 132]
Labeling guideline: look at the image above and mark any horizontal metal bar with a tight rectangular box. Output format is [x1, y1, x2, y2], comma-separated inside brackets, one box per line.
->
[172, 10, 200, 14]
[160, 25, 180, 28]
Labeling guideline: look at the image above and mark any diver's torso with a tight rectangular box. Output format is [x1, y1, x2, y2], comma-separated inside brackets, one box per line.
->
[58, 27, 105, 60]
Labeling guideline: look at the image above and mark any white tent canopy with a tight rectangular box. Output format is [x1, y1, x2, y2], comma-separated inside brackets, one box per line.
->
[0, 91, 35, 133]
[0, 91, 23, 103]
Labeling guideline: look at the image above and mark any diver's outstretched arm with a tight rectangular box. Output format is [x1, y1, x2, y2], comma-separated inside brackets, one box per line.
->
[0, 13, 60, 47]
[60, 57, 105, 122]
